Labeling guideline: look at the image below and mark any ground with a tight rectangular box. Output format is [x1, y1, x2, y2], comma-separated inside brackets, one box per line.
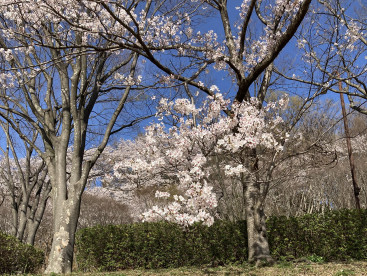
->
[60, 261, 367, 275]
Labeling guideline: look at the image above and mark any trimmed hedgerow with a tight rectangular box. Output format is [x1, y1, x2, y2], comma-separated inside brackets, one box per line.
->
[75, 220, 247, 271]
[0, 231, 44, 274]
[267, 209, 367, 261]
[75, 209, 367, 272]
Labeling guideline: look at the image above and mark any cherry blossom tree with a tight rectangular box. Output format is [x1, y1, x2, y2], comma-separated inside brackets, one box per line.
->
[109, 93, 289, 263]
[90, 0, 312, 264]
[60, 0, 312, 265]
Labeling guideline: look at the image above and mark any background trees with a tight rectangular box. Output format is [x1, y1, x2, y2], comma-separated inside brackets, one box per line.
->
[274, 0, 367, 211]
[0, 125, 51, 246]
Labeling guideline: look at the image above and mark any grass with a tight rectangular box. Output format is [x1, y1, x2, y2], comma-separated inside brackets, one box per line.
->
[56, 261, 367, 276]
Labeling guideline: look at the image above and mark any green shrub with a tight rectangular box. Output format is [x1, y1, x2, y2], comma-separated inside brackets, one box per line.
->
[75, 209, 367, 272]
[75, 220, 248, 271]
[267, 209, 367, 261]
[0, 232, 44, 274]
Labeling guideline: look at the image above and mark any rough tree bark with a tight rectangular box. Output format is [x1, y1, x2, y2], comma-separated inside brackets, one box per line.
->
[244, 181, 273, 264]
[242, 149, 274, 265]
[42, 52, 140, 273]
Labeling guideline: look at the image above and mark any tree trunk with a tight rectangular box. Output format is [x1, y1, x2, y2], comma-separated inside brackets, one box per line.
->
[44, 143, 85, 274]
[26, 188, 50, 245]
[10, 204, 18, 237]
[244, 180, 274, 265]
[26, 221, 39, 246]
[16, 196, 30, 242]
[44, 194, 81, 274]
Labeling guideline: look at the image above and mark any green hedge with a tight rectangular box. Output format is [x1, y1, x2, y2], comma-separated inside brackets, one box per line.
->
[267, 209, 367, 261]
[75, 220, 247, 271]
[75, 209, 367, 272]
[0, 232, 44, 274]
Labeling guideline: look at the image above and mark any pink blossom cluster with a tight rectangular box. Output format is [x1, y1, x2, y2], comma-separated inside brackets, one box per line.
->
[236, 0, 304, 72]
[142, 181, 216, 227]
[114, 73, 142, 86]
[108, 92, 288, 227]
[342, 20, 363, 51]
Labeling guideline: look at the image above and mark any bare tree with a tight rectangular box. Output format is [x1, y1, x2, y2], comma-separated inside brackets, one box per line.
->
[0, 3, 154, 273]
[0, 120, 51, 246]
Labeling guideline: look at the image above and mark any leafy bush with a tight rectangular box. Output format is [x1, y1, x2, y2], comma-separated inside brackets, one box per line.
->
[75, 220, 247, 271]
[75, 209, 367, 272]
[267, 209, 367, 261]
[0, 232, 44, 274]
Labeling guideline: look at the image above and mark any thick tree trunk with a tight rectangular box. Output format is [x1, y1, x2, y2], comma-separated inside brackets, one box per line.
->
[244, 180, 274, 265]
[44, 144, 84, 274]
[44, 195, 81, 274]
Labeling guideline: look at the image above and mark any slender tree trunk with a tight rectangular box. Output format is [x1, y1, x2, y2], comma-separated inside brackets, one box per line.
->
[26, 187, 50, 245]
[26, 221, 39, 246]
[339, 81, 361, 209]
[244, 180, 274, 265]
[16, 196, 30, 241]
[10, 206, 18, 237]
